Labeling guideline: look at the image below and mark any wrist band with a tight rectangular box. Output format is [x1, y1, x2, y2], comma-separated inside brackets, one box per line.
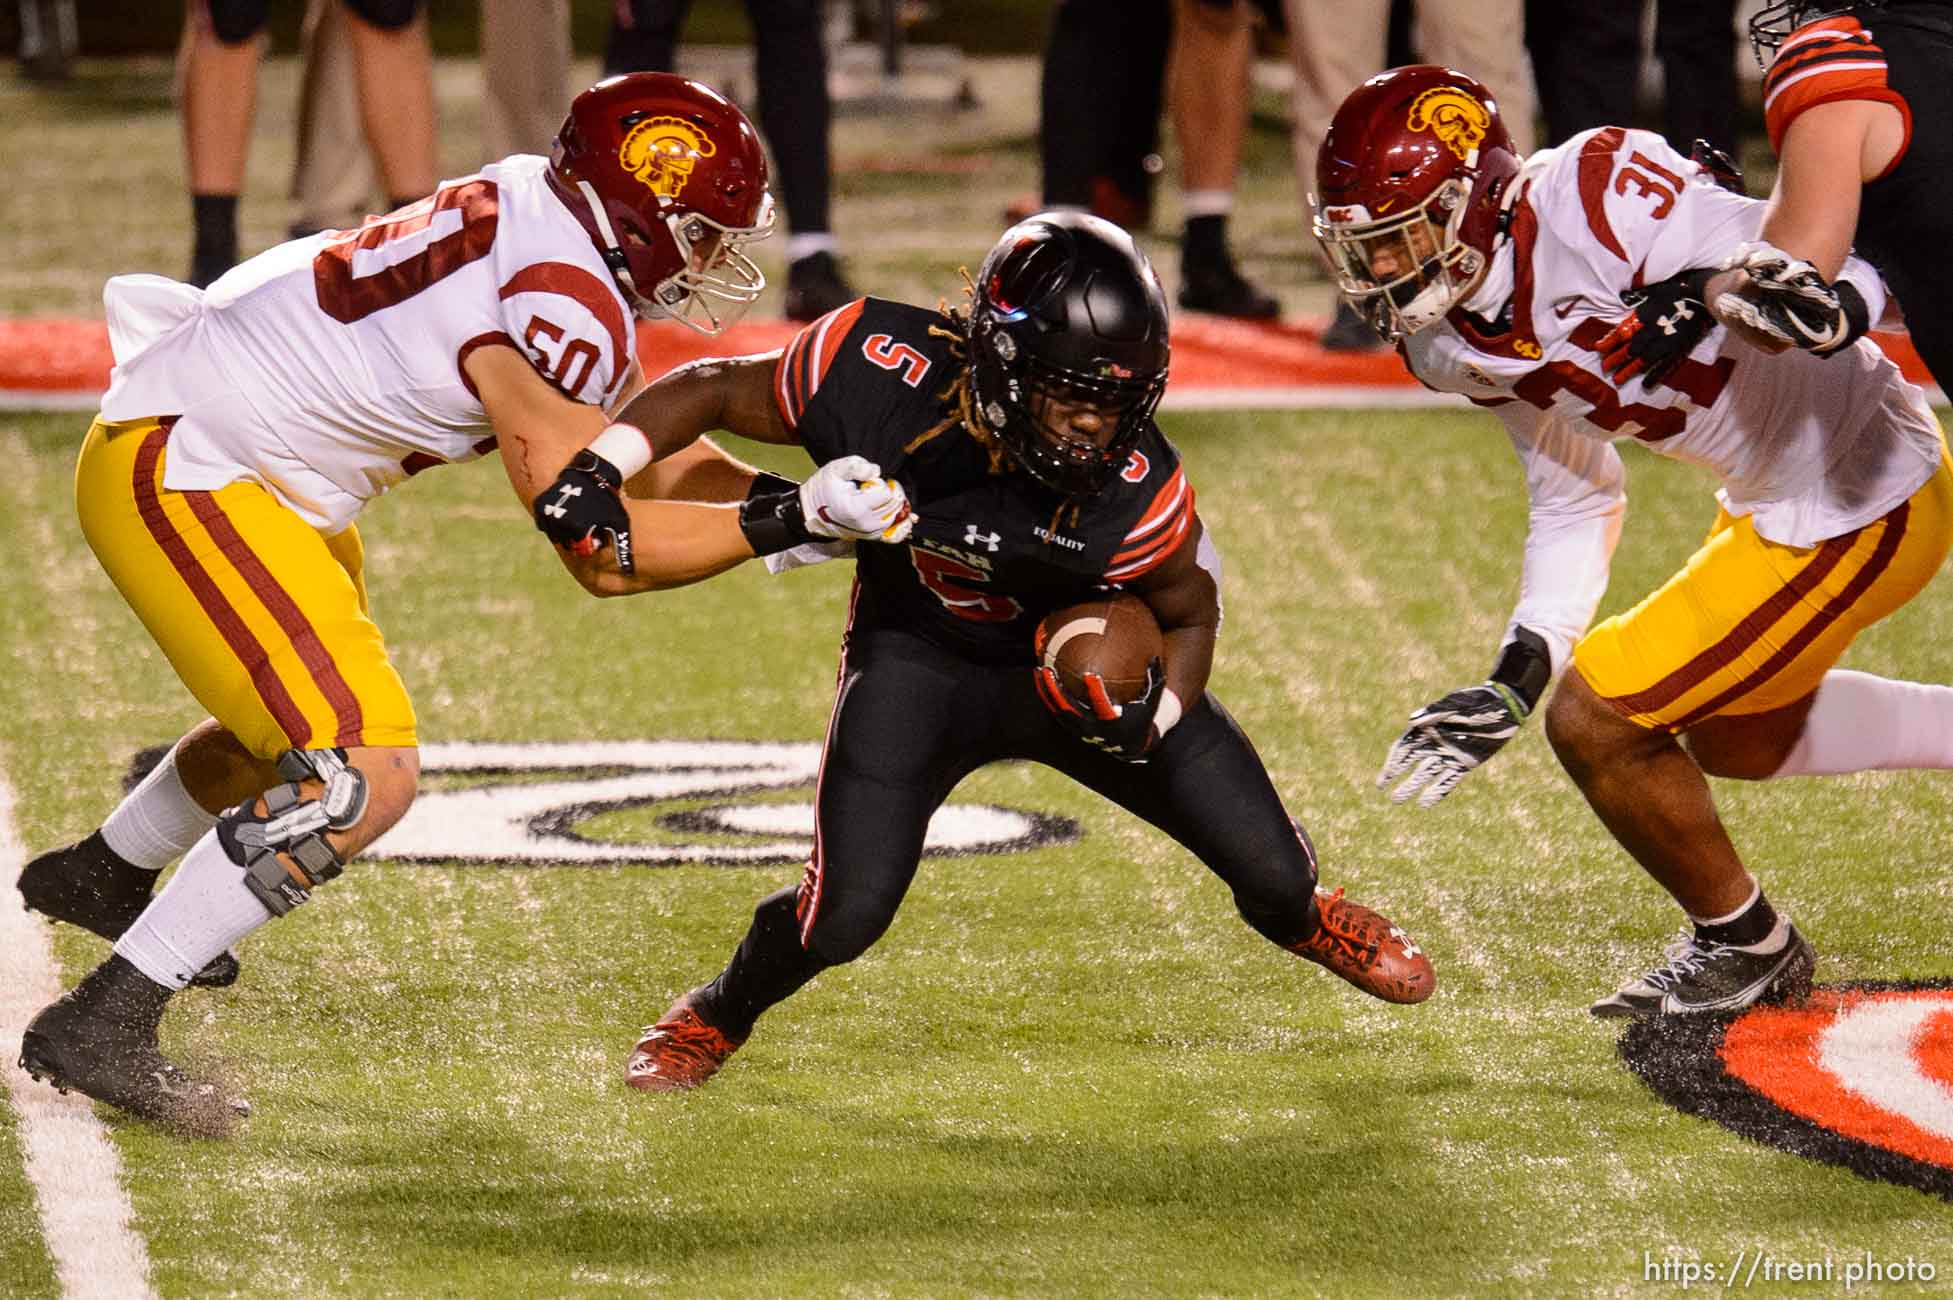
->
[1154, 688, 1184, 737]
[587, 422, 652, 481]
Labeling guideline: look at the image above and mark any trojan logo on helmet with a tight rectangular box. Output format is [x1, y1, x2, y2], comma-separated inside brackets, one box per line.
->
[1405, 87, 1490, 163]
[618, 115, 717, 201]
[547, 72, 774, 335]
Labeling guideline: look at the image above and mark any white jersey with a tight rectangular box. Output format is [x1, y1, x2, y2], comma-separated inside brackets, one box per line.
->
[1401, 127, 1944, 671]
[99, 155, 634, 532]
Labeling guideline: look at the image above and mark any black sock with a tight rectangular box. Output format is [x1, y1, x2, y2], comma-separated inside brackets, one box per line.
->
[695, 885, 829, 1039]
[1694, 890, 1781, 948]
[190, 192, 238, 285]
[1182, 213, 1229, 267]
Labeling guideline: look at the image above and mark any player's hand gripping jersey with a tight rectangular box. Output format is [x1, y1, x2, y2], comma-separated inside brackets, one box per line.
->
[1398, 127, 1943, 672]
[774, 298, 1199, 663]
[97, 155, 634, 533]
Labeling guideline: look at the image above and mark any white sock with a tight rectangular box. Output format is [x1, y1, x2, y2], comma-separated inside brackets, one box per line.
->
[114, 829, 273, 990]
[100, 744, 219, 871]
[1775, 670, 1953, 777]
[1182, 189, 1234, 219]
[785, 233, 838, 263]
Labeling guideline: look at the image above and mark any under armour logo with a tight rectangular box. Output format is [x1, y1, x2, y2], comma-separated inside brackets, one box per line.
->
[542, 483, 583, 520]
[1656, 301, 1696, 336]
[964, 525, 1001, 552]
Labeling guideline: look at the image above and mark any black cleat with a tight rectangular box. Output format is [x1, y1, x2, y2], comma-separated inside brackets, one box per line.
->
[1177, 257, 1281, 320]
[785, 251, 857, 322]
[19, 956, 249, 1136]
[18, 832, 239, 988]
[1320, 298, 1387, 352]
[1590, 920, 1817, 1018]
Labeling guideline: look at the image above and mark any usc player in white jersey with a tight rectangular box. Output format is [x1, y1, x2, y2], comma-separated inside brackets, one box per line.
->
[1312, 66, 1953, 1018]
[15, 72, 912, 1132]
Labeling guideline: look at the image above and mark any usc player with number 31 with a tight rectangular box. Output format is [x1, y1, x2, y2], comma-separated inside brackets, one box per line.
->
[1313, 65, 1953, 1019]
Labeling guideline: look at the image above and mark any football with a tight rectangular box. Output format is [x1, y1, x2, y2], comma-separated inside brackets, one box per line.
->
[1036, 593, 1163, 705]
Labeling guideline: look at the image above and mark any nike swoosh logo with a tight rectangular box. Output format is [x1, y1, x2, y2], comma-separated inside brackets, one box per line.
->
[1554, 301, 1578, 319]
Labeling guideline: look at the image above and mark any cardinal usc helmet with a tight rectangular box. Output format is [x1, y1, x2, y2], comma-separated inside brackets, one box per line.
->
[548, 73, 774, 334]
[969, 212, 1170, 497]
[1311, 65, 1522, 341]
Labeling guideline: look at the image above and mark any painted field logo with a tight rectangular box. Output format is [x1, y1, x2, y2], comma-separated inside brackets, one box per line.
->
[364, 739, 1079, 866]
[1620, 982, 1953, 1202]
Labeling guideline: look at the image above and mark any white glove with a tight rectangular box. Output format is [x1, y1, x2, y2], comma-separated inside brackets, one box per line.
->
[799, 455, 915, 543]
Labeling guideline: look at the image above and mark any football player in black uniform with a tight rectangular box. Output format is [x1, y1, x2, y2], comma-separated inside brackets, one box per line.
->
[545, 211, 1436, 1090]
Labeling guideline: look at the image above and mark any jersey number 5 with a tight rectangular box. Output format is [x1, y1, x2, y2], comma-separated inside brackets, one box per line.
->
[862, 334, 931, 388]
[911, 550, 1022, 623]
[314, 180, 500, 323]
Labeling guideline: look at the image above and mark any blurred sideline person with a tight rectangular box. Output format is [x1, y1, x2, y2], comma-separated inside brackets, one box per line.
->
[16, 74, 911, 1133]
[1680, 1, 1953, 396]
[180, 0, 439, 287]
[290, 0, 572, 238]
[614, 212, 1435, 1093]
[1171, 0, 1283, 318]
[1525, 0, 1740, 152]
[605, 0, 855, 321]
[1025, 0, 1283, 319]
[1312, 66, 1953, 1017]
[1283, 0, 1537, 350]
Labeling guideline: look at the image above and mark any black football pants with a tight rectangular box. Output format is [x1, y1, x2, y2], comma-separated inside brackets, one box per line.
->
[695, 620, 1323, 1038]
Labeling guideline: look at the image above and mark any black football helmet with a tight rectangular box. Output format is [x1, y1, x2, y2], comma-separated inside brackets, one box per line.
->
[1748, 0, 1888, 64]
[969, 212, 1170, 496]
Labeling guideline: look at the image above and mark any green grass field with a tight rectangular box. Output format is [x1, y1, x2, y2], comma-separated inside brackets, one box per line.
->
[3, 403, 1950, 1298]
[3, 41, 1950, 1300]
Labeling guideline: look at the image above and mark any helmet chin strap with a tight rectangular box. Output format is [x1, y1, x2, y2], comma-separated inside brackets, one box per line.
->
[575, 179, 668, 321]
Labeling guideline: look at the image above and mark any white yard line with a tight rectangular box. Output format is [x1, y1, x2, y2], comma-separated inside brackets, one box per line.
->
[0, 775, 158, 1300]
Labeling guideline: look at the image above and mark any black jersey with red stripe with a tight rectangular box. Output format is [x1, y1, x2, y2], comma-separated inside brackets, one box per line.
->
[775, 297, 1197, 665]
[1764, 3, 1953, 382]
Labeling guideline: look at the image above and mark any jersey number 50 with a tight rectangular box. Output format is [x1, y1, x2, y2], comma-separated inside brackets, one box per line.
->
[313, 180, 500, 323]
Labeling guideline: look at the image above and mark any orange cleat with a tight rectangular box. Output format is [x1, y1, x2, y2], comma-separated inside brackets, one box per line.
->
[625, 994, 746, 1092]
[1289, 886, 1435, 1005]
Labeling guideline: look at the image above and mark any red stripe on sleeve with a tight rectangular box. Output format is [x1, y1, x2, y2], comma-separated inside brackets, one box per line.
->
[1575, 127, 1630, 262]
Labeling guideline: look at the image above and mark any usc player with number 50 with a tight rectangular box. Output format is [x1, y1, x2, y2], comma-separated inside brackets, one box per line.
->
[15, 73, 912, 1132]
[1312, 66, 1953, 1019]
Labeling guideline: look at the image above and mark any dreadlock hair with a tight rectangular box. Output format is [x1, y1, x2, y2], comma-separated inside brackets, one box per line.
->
[902, 269, 1011, 474]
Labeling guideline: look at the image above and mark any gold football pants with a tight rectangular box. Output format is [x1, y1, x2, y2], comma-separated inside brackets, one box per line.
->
[75, 417, 417, 759]
[1575, 451, 1953, 732]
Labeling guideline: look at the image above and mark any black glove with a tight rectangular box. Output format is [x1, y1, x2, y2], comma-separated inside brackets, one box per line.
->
[1597, 268, 1715, 385]
[1689, 138, 1746, 196]
[1717, 242, 1871, 357]
[1034, 657, 1166, 763]
[1377, 628, 1549, 808]
[533, 449, 634, 575]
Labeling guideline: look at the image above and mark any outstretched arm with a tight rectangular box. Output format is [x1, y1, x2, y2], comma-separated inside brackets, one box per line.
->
[470, 343, 758, 596]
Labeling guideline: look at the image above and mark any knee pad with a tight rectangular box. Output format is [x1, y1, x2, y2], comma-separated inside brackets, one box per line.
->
[205, 0, 270, 45]
[343, 0, 422, 32]
[218, 748, 369, 916]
